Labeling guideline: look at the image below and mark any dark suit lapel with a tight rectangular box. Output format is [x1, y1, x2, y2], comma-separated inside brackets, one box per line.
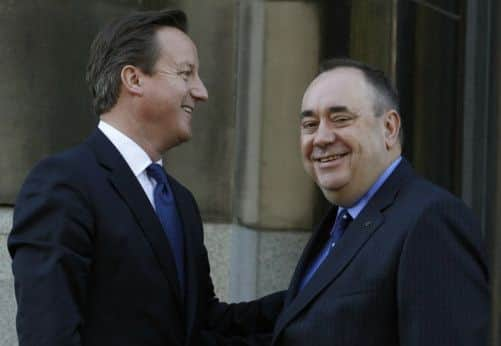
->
[87, 129, 183, 305]
[282, 207, 338, 307]
[168, 177, 199, 340]
[276, 210, 384, 335]
[274, 159, 415, 339]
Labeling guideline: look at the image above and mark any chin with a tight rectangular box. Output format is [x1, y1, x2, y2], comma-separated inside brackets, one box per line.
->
[177, 131, 192, 144]
[316, 174, 349, 191]
[321, 187, 357, 207]
[317, 178, 351, 203]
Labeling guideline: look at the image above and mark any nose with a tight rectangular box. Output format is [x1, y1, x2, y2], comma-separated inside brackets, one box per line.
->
[313, 120, 335, 147]
[191, 75, 208, 102]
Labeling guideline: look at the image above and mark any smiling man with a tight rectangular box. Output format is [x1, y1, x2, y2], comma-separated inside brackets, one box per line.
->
[271, 58, 490, 346]
[8, 9, 283, 346]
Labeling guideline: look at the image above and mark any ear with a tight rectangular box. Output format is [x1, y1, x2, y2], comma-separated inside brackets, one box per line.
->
[383, 110, 401, 149]
[120, 65, 144, 96]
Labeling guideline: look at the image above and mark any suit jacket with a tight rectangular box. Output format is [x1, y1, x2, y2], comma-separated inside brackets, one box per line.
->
[9, 129, 283, 346]
[272, 159, 489, 346]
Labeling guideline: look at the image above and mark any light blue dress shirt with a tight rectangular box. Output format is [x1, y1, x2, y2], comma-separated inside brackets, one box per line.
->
[340, 156, 402, 220]
[298, 156, 402, 291]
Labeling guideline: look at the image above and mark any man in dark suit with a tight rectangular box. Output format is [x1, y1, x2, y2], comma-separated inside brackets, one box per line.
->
[271, 58, 490, 346]
[8, 9, 282, 346]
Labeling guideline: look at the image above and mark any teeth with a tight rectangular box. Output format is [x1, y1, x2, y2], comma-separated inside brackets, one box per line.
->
[182, 106, 193, 113]
[318, 154, 346, 162]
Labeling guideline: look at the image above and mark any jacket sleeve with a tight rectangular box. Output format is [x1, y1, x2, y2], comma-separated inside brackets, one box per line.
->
[397, 198, 490, 346]
[202, 254, 285, 346]
[186, 194, 285, 345]
[8, 157, 94, 346]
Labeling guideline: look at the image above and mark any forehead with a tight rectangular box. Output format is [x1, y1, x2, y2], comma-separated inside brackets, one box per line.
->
[154, 26, 199, 66]
[301, 67, 373, 113]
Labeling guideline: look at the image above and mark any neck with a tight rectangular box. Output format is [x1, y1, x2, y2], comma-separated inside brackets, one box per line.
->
[100, 107, 163, 162]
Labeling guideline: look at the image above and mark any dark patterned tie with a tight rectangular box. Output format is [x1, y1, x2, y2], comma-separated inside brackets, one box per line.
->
[298, 209, 352, 291]
[146, 163, 185, 295]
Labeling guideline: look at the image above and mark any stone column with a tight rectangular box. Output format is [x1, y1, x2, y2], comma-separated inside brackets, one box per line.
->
[230, 0, 321, 300]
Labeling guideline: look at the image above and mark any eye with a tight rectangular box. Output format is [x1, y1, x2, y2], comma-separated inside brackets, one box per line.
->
[178, 69, 192, 81]
[301, 119, 318, 133]
[330, 113, 353, 126]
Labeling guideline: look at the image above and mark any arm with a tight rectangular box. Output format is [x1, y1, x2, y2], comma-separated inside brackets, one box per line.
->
[397, 198, 490, 346]
[202, 280, 285, 346]
[8, 158, 93, 346]
[200, 237, 285, 343]
[182, 189, 285, 345]
[205, 289, 285, 337]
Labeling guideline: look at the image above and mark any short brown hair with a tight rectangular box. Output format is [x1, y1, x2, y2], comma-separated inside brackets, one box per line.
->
[86, 9, 187, 115]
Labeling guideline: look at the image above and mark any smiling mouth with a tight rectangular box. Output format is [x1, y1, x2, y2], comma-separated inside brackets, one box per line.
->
[181, 105, 193, 114]
[315, 153, 349, 163]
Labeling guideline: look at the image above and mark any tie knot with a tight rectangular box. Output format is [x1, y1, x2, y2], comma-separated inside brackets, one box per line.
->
[146, 163, 168, 185]
[336, 209, 352, 230]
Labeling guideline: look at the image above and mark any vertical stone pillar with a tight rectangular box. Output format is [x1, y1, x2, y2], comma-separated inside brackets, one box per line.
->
[231, 0, 321, 300]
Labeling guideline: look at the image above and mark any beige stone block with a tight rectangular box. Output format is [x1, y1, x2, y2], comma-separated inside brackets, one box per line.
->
[236, 1, 322, 230]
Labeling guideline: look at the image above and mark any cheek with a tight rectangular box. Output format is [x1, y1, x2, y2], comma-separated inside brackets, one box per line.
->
[300, 140, 312, 164]
[300, 137, 315, 175]
[300, 134, 312, 154]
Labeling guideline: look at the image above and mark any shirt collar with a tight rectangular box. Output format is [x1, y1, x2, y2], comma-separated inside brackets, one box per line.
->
[98, 120, 162, 176]
[339, 156, 402, 219]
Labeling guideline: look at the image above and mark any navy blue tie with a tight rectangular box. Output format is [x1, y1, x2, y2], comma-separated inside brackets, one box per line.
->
[298, 209, 352, 291]
[146, 163, 185, 295]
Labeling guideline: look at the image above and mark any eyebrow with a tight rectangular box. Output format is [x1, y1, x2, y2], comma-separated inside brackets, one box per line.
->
[329, 106, 349, 113]
[178, 62, 195, 70]
[300, 110, 314, 118]
[300, 106, 350, 118]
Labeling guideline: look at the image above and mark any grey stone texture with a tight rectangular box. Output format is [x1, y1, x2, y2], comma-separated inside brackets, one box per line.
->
[228, 225, 309, 302]
[204, 223, 310, 303]
[256, 229, 309, 297]
[203, 223, 232, 301]
[0, 208, 16, 346]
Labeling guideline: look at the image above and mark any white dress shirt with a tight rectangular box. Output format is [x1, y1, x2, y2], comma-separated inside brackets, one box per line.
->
[98, 120, 161, 209]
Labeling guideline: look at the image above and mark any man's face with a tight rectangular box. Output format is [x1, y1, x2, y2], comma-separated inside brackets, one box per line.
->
[300, 67, 399, 206]
[140, 27, 208, 152]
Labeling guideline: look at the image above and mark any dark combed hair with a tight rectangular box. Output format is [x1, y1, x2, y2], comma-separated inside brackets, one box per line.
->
[319, 58, 403, 144]
[86, 9, 187, 116]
